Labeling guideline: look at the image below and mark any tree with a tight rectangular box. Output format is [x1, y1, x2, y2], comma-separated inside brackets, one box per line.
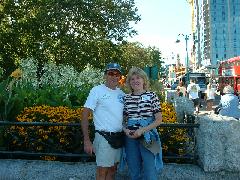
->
[146, 46, 165, 78]
[0, 0, 140, 79]
[119, 42, 164, 77]
[119, 42, 151, 74]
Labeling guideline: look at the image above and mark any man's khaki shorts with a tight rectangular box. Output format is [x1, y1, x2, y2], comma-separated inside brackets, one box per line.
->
[93, 132, 121, 167]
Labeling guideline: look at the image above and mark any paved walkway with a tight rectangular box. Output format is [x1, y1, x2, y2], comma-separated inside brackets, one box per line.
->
[197, 94, 220, 115]
[0, 159, 240, 180]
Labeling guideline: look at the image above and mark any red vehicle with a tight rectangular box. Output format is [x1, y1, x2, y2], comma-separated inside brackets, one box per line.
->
[218, 56, 240, 95]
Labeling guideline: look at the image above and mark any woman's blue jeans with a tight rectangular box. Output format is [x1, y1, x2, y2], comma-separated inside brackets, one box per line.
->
[125, 136, 158, 180]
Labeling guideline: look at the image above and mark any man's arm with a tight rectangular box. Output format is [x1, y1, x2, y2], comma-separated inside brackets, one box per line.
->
[81, 107, 94, 155]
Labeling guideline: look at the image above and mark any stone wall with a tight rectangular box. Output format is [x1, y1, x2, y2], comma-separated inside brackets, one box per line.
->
[196, 114, 240, 172]
[165, 89, 195, 123]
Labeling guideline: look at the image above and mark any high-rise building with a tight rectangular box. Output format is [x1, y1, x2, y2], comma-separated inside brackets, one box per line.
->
[191, 0, 240, 69]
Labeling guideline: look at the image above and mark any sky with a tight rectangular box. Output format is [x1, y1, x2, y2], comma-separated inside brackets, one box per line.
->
[127, 0, 192, 65]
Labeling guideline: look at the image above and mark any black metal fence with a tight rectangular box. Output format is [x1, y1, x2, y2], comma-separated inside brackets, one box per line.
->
[0, 118, 199, 163]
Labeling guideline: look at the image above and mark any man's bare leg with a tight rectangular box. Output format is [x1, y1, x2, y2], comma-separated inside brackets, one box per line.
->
[96, 165, 117, 180]
[106, 164, 118, 180]
[96, 167, 108, 180]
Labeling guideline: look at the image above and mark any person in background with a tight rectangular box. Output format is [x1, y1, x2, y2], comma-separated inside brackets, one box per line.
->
[187, 78, 201, 113]
[123, 67, 163, 180]
[176, 81, 186, 97]
[204, 83, 216, 111]
[218, 85, 240, 119]
[81, 63, 125, 180]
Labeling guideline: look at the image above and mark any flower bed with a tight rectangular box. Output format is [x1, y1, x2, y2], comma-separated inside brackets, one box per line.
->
[5, 105, 93, 160]
[159, 102, 193, 162]
[5, 102, 193, 163]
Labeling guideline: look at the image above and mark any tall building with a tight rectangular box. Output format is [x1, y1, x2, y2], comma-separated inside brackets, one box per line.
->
[192, 0, 240, 69]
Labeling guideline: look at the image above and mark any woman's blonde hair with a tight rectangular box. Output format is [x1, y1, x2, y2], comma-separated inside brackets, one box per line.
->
[223, 85, 234, 94]
[125, 67, 149, 92]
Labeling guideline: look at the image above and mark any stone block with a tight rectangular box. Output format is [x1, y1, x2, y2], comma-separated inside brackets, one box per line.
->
[196, 114, 240, 172]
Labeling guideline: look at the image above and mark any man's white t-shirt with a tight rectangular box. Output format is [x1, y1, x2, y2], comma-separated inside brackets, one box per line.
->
[187, 83, 200, 99]
[84, 84, 125, 132]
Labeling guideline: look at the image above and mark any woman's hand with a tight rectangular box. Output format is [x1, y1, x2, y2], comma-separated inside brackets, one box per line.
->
[131, 128, 145, 138]
[124, 128, 136, 138]
[124, 127, 146, 139]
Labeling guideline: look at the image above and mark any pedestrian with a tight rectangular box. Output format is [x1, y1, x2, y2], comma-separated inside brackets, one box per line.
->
[216, 85, 240, 119]
[204, 83, 216, 111]
[122, 67, 163, 180]
[176, 81, 186, 97]
[187, 78, 201, 113]
[81, 63, 125, 180]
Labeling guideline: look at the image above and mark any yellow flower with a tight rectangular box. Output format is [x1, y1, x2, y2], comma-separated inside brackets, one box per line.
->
[178, 148, 184, 155]
[43, 135, 48, 140]
[37, 146, 43, 151]
[10, 68, 22, 79]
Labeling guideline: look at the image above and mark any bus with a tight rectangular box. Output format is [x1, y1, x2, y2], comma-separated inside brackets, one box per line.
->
[178, 72, 207, 97]
[218, 56, 240, 95]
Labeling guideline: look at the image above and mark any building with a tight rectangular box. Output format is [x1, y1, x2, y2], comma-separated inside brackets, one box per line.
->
[190, 0, 240, 70]
[167, 64, 177, 84]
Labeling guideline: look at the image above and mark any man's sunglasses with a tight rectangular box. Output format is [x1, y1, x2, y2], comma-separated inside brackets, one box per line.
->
[107, 71, 121, 77]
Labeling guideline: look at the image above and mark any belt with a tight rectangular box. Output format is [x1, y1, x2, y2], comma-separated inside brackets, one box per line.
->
[95, 130, 123, 136]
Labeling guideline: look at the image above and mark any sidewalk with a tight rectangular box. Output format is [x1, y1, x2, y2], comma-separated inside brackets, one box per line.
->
[197, 94, 220, 115]
[0, 159, 240, 180]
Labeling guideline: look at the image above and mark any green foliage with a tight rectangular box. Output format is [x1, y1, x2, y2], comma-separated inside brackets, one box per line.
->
[0, 0, 140, 78]
[0, 78, 18, 121]
[0, 58, 103, 121]
[149, 80, 165, 102]
[119, 42, 150, 73]
[118, 42, 164, 77]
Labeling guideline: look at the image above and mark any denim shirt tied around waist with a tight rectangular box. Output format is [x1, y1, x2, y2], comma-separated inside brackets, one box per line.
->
[127, 117, 160, 144]
[119, 117, 163, 172]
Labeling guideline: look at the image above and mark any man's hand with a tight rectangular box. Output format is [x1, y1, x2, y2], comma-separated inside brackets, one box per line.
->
[84, 139, 94, 155]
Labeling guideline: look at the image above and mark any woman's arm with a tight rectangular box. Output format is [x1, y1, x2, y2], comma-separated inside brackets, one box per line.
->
[134, 112, 162, 138]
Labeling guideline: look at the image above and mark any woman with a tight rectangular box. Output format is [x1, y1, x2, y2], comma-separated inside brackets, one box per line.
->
[176, 81, 186, 97]
[123, 67, 163, 180]
[218, 85, 240, 119]
[205, 83, 215, 111]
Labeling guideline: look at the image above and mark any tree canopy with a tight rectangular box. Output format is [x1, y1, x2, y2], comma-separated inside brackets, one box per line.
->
[119, 42, 164, 76]
[0, 0, 140, 78]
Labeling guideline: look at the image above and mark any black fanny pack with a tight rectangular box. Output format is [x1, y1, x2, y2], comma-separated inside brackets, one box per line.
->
[96, 130, 124, 149]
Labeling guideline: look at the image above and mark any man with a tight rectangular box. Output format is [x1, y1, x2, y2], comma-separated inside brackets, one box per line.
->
[81, 63, 124, 180]
[187, 78, 201, 113]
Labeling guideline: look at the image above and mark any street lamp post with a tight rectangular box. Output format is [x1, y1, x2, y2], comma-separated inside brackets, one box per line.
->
[176, 34, 191, 74]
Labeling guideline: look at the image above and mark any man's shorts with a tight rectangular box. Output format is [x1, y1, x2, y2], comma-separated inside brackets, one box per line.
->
[93, 132, 121, 167]
[192, 98, 200, 107]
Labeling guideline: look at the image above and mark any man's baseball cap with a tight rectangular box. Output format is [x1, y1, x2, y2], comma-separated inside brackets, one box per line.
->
[105, 63, 122, 74]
